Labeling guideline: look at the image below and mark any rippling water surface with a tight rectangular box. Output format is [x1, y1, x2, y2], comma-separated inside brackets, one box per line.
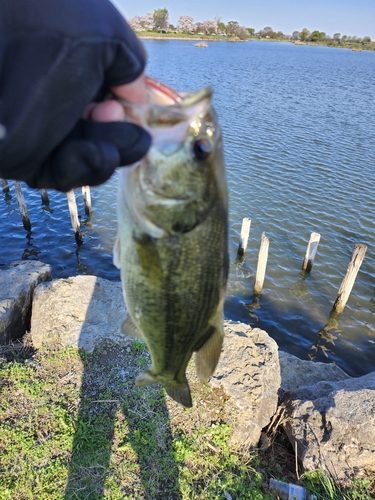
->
[1, 41, 375, 376]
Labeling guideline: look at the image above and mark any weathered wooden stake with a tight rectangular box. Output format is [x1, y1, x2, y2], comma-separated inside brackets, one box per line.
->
[332, 243, 367, 315]
[1, 179, 9, 193]
[81, 186, 92, 217]
[39, 189, 49, 204]
[302, 232, 321, 272]
[237, 217, 251, 256]
[254, 232, 269, 295]
[66, 190, 81, 242]
[14, 181, 31, 230]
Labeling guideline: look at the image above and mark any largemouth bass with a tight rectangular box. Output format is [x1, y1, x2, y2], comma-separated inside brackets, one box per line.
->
[113, 77, 228, 408]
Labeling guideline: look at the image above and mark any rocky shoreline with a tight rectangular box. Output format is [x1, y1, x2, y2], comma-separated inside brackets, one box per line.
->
[1, 260, 374, 483]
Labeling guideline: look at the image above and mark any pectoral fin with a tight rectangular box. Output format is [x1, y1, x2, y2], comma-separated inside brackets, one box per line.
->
[121, 316, 143, 338]
[195, 324, 224, 381]
[113, 234, 121, 269]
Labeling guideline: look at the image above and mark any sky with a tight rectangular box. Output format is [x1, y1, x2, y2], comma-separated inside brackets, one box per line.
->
[111, 0, 375, 38]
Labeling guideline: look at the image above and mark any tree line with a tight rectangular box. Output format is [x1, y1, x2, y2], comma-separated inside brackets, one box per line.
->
[128, 9, 252, 40]
[128, 8, 373, 44]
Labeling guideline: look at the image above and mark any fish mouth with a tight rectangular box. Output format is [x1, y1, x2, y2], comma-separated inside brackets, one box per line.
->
[115, 76, 213, 129]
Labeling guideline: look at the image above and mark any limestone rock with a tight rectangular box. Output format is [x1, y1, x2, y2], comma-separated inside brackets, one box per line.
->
[282, 371, 375, 482]
[0, 260, 52, 343]
[30, 276, 127, 352]
[210, 321, 281, 448]
[31, 286, 282, 448]
[279, 351, 350, 392]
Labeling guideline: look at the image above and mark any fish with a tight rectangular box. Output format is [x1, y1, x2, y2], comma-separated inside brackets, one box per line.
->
[113, 77, 228, 408]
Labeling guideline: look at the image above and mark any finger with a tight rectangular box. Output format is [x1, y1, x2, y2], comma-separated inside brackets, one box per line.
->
[111, 72, 148, 104]
[90, 100, 126, 122]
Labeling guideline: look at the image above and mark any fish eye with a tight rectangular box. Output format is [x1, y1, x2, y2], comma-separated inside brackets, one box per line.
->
[193, 138, 212, 160]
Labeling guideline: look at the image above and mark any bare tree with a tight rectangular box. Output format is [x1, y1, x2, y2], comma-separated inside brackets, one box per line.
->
[236, 26, 250, 40]
[292, 31, 300, 40]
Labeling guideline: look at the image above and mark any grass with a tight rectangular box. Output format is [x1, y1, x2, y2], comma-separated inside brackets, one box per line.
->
[0, 338, 374, 499]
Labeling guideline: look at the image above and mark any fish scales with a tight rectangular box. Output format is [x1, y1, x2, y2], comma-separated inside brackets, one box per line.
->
[114, 78, 228, 407]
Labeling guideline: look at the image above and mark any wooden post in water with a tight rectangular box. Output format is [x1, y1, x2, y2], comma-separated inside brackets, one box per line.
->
[39, 189, 49, 204]
[302, 232, 321, 272]
[237, 218, 251, 256]
[254, 232, 269, 295]
[82, 186, 92, 217]
[1, 179, 9, 193]
[332, 243, 367, 315]
[66, 190, 82, 242]
[14, 181, 31, 230]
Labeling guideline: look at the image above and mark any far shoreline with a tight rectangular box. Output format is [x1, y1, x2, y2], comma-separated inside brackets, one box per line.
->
[136, 33, 375, 51]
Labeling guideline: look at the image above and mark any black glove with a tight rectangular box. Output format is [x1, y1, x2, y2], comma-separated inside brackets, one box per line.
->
[0, 0, 151, 192]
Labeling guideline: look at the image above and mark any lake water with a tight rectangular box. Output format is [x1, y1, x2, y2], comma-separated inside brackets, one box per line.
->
[1, 40, 375, 377]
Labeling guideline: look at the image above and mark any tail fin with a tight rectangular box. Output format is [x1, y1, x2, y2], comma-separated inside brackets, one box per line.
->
[135, 370, 193, 408]
[164, 380, 192, 408]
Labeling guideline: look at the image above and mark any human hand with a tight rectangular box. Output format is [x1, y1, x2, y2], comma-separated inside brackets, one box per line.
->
[0, 0, 151, 192]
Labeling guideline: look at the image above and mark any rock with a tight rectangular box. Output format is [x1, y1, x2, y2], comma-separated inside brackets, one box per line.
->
[30, 276, 127, 352]
[282, 371, 375, 482]
[279, 351, 350, 392]
[0, 260, 52, 344]
[30, 281, 282, 447]
[210, 321, 281, 448]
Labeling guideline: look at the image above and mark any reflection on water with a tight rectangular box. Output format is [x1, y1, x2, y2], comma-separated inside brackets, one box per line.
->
[22, 231, 41, 261]
[1, 41, 375, 376]
[309, 315, 340, 360]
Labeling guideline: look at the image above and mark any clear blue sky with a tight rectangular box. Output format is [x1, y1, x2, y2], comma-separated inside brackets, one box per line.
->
[111, 0, 374, 38]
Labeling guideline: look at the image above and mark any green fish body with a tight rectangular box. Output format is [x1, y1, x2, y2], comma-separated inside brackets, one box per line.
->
[114, 81, 228, 407]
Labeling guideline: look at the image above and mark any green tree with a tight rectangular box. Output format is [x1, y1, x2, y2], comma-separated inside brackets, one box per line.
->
[310, 30, 321, 42]
[226, 21, 239, 36]
[153, 8, 169, 31]
[363, 36, 371, 43]
[217, 21, 226, 33]
[300, 27, 310, 41]
[247, 27, 255, 36]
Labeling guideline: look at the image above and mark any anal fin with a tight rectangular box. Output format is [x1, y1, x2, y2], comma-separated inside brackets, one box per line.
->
[135, 370, 157, 386]
[195, 324, 224, 381]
